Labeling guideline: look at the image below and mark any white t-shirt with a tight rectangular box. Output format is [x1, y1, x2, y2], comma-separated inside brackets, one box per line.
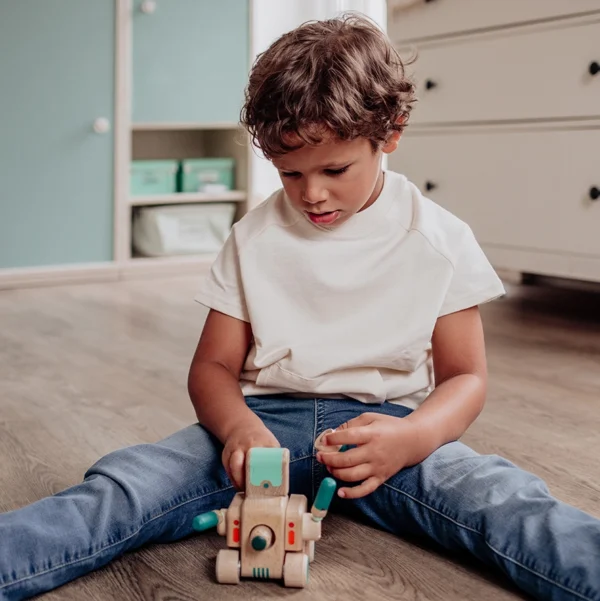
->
[195, 170, 505, 409]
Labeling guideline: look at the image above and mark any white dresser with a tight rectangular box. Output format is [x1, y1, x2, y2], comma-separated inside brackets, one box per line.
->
[388, 0, 600, 283]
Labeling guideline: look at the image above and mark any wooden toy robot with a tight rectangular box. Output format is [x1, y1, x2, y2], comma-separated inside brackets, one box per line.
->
[192, 447, 336, 588]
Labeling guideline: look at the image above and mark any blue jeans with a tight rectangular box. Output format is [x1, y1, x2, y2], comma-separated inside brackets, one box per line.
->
[0, 397, 598, 601]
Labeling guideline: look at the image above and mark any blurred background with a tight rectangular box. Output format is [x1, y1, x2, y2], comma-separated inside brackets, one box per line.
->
[388, 0, 600, 289]
[0, 0, 598, 286]
[0, 0, 386, 282]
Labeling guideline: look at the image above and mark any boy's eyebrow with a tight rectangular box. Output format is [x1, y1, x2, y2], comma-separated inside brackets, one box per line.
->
[276, 160, 353, 172]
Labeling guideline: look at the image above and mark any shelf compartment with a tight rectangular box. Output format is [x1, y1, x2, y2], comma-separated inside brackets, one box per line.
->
[131, 128, 248, 193]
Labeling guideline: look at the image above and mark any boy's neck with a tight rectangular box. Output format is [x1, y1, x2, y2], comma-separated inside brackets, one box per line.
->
[359, 169, 385, 213]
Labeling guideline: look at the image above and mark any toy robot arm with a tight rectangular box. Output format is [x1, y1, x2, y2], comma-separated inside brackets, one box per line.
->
[311, 477, 336, 520]
[192, 509, 227, 536]
[301, 477, 337, 542]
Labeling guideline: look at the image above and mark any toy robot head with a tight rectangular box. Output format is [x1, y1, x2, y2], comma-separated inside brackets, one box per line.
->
[246, 448, 290, 497]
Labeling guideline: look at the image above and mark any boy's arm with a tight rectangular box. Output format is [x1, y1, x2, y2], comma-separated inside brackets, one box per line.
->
[188, 310, 279, 489]
[318, 306, 487, 499]
[402, 305, 487, 455]
[188, 309, 257, 442]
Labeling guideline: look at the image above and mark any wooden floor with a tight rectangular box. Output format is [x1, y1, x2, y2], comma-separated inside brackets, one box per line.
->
[0, 273, 599, 600]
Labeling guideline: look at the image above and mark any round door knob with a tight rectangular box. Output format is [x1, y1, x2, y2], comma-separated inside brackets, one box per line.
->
[424, 79, 438, 90]
[589, 61, 600, 76]
[92, 117, 110, 134]
[590, 186, 600, 201]
[140, 0, 156, 14]
[425, 181, 437, 192]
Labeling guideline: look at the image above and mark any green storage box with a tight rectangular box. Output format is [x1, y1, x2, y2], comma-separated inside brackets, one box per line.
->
[180, 158, 235, 193]
[130, 160, 178, 196]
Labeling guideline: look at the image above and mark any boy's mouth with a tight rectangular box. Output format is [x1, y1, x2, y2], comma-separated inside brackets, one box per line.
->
[306, 210, 340, 225]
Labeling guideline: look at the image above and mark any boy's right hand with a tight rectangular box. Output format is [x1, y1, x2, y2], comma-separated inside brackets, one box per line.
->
[222, 421, 280, 490]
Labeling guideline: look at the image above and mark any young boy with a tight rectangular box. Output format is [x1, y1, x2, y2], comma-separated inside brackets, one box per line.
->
[1, 14, 599, 601]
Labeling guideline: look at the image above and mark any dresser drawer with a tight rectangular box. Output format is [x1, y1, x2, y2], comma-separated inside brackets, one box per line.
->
[390, 128, 600, 257]
[405, 21, 600, 125]
[389, 0, 600, 42]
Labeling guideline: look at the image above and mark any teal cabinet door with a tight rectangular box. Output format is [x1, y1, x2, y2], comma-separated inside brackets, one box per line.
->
[132, 0, 249, 124]
[0, 1, 114, 269]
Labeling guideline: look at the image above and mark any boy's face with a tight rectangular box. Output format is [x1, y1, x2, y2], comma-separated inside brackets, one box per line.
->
[271, 132, 400, 228]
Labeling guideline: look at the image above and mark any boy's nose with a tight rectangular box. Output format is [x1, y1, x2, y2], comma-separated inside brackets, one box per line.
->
[302, 186, 328, 204]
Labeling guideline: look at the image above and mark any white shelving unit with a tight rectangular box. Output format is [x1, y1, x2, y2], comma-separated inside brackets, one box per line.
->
[110, 0, 253, 277]
[117, 122, 251, 267]
[388, 3, 600, 284]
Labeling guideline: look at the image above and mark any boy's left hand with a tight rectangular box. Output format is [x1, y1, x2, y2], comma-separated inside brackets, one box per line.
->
[316, 413, 426, 499]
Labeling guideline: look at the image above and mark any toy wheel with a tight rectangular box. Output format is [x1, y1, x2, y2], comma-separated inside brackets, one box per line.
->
[283, 552, 309, 588]
[304, 540, 315, 563]
[216, 549, 240, 584]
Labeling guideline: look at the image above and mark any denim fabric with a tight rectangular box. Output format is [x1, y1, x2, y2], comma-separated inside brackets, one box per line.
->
[1, 396, 598, 600]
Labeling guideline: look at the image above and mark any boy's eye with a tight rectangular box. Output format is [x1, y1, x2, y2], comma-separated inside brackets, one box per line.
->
[280, 166, 350, 178]
[324, 165, 350, 176]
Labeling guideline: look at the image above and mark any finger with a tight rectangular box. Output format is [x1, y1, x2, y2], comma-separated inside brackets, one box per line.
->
[229, 449, 245, 490]
[335, 413, 376, 433]
[329, 463, 373, 483]
[221, 448, 233, 481]
[223, 464, 234, 487]
[318, 446, 368, 469]
[338, 476, 381, 499]
[326, 425, 373, 447]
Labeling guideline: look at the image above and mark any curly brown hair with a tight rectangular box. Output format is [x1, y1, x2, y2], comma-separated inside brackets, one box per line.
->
[240, 13, 416, 158]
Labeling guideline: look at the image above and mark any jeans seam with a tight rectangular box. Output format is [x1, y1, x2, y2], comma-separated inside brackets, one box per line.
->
[313, 399, 326, 501]
[383, 481, 595, 601]
[1, 454, 314, 592]
[291, 454, 313, 463]
[311, 399, 318, 500]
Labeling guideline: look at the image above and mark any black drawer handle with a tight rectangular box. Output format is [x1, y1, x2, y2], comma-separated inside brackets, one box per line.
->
[590, 186, 600, 201]
[589, 61, 600, 76]
[425, 181, 437, 192]
[424, 79, 438, 90]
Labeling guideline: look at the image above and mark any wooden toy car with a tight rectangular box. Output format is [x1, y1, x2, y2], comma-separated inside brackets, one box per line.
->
[192, 447, 336, 588]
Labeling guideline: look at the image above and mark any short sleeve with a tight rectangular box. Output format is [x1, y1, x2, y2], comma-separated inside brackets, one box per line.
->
[194, 228, 250, 322]
[439, 225, 506, 317]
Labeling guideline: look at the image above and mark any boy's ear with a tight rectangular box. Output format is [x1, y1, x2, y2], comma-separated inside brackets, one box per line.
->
[382, 130, 402, 154]
[382, 115, 406, 154]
